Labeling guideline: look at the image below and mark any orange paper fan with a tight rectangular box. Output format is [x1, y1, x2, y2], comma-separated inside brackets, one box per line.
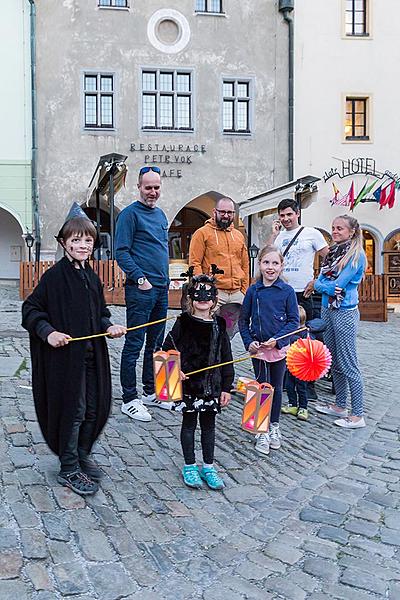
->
[286, 337, 332, 381]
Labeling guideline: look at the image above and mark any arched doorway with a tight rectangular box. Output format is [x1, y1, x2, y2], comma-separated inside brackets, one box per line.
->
[168, 207, 209, 260]
[0, 207, 24, 279]
[362, 229, 377, 274]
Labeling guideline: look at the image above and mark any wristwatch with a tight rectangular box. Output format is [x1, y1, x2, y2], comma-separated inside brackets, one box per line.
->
[137, 277, 146, 285]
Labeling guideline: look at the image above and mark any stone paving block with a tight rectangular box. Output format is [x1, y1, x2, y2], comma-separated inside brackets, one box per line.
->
[122, 555, 161, 588]
[0, 357, 24, 377]
[20, 528, 48, 559]
[235, 559, 272, 581]
[347, 535, 396, 558]
[8, 446, 35, 468]
[309, 495, 350, 515]
[15, 467, 45, 485]
[303, 557, 340, 582]
[0, 579, 31, 600]
[3, 485, 23, 504]
[383, 508, 400, 530]
[300, 474, 326, 490]
[87, 563, 137, 600]
[264, 542, 303, 566]
[41, 513, 71, 542]
[76, 528, 115, 561]
[223, 484, 269, 503]
[107, 526, 141, 558]
[155, 573, 200, 600]
[264, 575, 307, 600]
[323, 583, 381, 600]
[344, 518, 380, 538]
[25, 485, 56, 512]
[317, 525, 349, 545]
[25, 561, 53, 591]
[302, 539, 338, 559]
[340, 567, 388, 596]
[0, 528, 18, 551]
[0, 549, 23, 579]
[10, 433, 31, 447]
[365, 490, 397, 507]
[11, 501, 40, 528]
[389, 581, 400, 600]
[48, 540, 76, 564]
[380, 526, 400, 546]
[52, 486, 85, 510]
[215, 574, 270, 600]
[93, 504, 123, 526]
[338, 555, 400, 582]
[289, 570, 319, 593]
[300, 507, 344, 526]
[204, 541, 241, 568]
[52, 561, 90, 596]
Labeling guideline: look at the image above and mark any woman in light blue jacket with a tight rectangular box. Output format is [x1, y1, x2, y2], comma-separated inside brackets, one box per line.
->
[314, 215, 366, 428]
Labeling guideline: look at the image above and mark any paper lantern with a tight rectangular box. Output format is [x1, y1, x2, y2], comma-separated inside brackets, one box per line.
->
[153, 350, 183, 402]
[236, 376, 257, 395]
[286, 337, 332, 382]
[241, 382, 274, 434]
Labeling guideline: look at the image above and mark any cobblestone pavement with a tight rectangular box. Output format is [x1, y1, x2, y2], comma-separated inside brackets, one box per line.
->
[0, 284, 399, 600]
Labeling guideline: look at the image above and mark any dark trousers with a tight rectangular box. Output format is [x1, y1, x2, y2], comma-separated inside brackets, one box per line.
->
[120, 284, 168, 402]
[296, 291, 313, 322]
[59, 344, 98, 473]
[252, 358, 286, 423]
[181, 411, 216, 465]
[286, 372, 308, 409]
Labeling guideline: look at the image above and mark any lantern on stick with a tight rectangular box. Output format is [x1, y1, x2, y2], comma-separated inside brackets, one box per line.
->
[286, 337, 332, 382]
[153, 350, 183, 402]
[241, 382, 274, 434]
[236, 376, 257, 395]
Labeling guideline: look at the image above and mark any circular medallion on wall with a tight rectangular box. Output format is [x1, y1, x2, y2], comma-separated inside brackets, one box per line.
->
[147, 9, 191, 54]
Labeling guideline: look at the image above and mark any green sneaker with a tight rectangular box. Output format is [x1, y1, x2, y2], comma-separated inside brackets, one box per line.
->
[200, 466, 225, 490]
[182, 465, 203, 488]
[297, 408, 309, 421]
[281, 405, 298, 416]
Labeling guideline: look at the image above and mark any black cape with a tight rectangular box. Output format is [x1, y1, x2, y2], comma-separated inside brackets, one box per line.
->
[21, 258, 112, 456]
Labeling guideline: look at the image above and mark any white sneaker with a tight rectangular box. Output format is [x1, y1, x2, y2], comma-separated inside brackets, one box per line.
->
[315, 403, 348, 417]
[142, 392, 172, 410]
[255, 433, 270, 455]
[121, 399, 152, 422]
[269, 423, 282, 450]
[334, 416, 366, 429]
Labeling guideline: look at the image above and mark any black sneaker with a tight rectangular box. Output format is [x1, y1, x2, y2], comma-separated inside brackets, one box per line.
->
[307, 382, 318, 401]
[79, 455, 103, 481]
[57, 469, 99, 496]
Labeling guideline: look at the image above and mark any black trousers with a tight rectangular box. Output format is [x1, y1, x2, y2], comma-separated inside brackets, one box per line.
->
[296, 291, 314, 322]
[59, 343, 98, 473]
[180, 411, 216, 465]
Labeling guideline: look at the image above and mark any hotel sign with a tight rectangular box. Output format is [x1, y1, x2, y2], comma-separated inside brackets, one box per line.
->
[323, 157, 400, 186]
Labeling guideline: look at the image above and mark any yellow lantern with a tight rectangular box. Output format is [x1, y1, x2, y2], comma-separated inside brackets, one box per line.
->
[241, 382, 274, 434]
[153, 350, 183, 403]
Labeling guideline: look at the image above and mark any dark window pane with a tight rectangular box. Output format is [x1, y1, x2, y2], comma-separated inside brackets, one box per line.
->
[100, 95, 113, 125]
[85, 76, 97, 92]
[223, 99, 234, 130]
[85, 95, 97, 125]
[237, 82, 249, 98]
[100, 76, 113, 92]
[237, 100, 249, 130]
[223, 82, 234, 97]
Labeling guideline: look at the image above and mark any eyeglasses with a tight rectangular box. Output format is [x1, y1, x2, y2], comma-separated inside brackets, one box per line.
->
[215, 209, 235, 216]
[139, 166, 161, 176]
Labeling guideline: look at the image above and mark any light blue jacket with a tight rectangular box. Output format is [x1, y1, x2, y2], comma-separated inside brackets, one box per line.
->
[314, 254, 366, 309]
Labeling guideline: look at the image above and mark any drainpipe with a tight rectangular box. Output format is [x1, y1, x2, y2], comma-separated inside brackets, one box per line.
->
[28, 0, 40, 262]
[279, 0, 294, 182]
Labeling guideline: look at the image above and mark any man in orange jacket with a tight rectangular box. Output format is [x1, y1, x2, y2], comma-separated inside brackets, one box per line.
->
[189, 197, 250, 307]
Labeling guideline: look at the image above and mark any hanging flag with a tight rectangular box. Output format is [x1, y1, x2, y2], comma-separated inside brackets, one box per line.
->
[379, 184, 388, 210]
[387, 181, 396, 209]
[373, 185, 382, 203]
[330, 182, 340, 205]
[352, 179, 377, 210]
[341, 181, 355, 209]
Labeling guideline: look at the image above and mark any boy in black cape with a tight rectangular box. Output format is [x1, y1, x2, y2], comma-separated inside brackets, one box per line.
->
[22, 206, 126, 495]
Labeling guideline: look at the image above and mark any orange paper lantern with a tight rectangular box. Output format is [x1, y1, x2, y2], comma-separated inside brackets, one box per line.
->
[153, 350, 182, 402]
[241, 382, 274, 434]
[286, 337, 332, 382]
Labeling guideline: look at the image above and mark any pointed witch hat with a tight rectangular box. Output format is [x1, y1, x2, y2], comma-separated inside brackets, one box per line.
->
[55, 202, 92, 241]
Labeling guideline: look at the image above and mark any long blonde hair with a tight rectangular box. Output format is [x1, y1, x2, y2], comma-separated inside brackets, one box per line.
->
[334, 215, 365, 271]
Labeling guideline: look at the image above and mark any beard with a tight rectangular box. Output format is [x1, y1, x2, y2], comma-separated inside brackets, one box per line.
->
[216, 216, 233, 230]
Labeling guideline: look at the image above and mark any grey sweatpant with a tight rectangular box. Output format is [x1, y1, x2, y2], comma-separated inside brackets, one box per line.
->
[321, 306, 364, 417]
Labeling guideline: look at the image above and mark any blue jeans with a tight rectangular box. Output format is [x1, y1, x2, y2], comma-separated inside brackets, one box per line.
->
[286, 372, 308, 409]
[120, 285, 168, 403]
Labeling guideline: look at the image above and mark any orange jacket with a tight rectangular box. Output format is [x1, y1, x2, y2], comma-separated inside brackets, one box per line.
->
[189, 219, 250, 293]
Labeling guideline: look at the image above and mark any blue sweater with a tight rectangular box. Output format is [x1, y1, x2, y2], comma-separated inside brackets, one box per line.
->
[239, 278, 300, 350]
[314, 254, 366, 309]
[115, 201, 169, 287]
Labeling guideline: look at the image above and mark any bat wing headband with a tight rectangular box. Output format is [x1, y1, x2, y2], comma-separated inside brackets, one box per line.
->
[187, 274, 218, 302]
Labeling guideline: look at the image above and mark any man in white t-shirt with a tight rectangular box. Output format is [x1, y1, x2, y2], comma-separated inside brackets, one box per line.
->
[269, 198, 329, 321]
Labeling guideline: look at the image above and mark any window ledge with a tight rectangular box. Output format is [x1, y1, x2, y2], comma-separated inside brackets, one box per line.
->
[195, 11, 226, 17]
[98, 6, 130, 11]
[83, 127, 117, 134]
[142, 128, 195, 134]
[223, 131, 252, 137]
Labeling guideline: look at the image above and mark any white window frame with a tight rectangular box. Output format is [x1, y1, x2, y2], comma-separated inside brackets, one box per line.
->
[195, 0, 224, 15]
[141, 68, 194, 132]
[222, 78, 253, 135]
[83, 71, 116, 131]
[98, 0, 129, 9]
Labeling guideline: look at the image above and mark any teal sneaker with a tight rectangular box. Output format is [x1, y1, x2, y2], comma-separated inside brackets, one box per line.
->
[200, 466, 225, 490]
[182, 465, 203, 488]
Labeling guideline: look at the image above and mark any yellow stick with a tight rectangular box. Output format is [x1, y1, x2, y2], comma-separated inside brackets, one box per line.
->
[68, 316, 175, 343]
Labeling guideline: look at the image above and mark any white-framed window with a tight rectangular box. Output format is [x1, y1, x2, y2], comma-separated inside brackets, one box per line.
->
[345, 0, 369, 36]
[344, 95, 370, 141]
[222, 79, 251, 133]
[84, 73, 115, 129]
[141, 69, 193, 131]
[195, 0, 223, 14]
[99, 0, 128, 7]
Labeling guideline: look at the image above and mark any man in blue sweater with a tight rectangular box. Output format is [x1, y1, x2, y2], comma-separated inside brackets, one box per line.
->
[115, 166, 170, 422]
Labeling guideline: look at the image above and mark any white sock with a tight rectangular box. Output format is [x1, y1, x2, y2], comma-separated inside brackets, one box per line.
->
[185, 463, 196, 467]
[203, 463, 214, 469]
